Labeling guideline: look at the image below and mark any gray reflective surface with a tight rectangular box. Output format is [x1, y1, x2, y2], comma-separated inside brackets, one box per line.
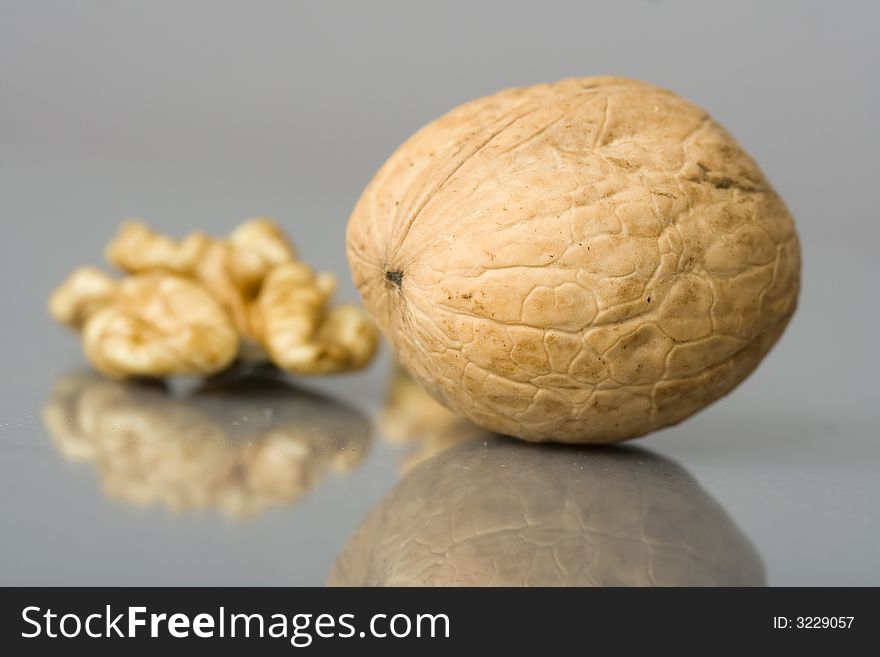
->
[1, 1, 878, 586]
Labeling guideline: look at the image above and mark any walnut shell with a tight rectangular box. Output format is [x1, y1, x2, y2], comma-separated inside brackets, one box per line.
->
[346, 77, 801, 443]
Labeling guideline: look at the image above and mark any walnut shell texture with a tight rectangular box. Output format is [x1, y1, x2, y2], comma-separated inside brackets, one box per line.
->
[347, 77, 800, 443]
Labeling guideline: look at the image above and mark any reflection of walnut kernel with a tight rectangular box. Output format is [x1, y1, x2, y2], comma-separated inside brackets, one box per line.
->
[50, 217, 379, 378]
[42, 372, 372, 518]
[380, 366, 483, 471]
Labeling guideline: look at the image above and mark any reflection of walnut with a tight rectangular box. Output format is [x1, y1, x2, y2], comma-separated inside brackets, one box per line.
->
[329, 440, 765, 586]
[51, 217, 379, 378]
[50, 269, 238, 378]
[380, 366, 485, 471]
[42, 370, 372, 518]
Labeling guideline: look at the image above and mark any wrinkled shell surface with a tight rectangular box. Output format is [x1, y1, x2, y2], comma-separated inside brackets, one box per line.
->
[347, 77, 800, 443]
[328, 439, 765, 586]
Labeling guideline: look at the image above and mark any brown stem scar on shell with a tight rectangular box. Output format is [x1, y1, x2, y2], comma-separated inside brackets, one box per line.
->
[384, 270, 404, 288]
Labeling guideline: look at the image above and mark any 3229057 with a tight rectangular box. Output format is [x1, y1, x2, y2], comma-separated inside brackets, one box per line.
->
[774, 616, 854, 629]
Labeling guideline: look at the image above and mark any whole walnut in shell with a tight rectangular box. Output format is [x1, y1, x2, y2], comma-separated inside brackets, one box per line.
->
[347, 77, 801, 443]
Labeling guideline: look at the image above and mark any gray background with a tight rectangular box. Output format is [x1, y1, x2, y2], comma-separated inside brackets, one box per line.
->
[0, 0, 877, 585]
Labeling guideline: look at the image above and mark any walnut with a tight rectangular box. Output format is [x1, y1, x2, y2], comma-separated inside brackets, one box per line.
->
[50, 269, 239, 379]
[51, 217, 379, 378]
[105, 220, 211, 275]
[105, 217, 295, 338]
[227, 217, 298, 292]
[48, 266, 118, 331]
[251, 262, 379, 374]
[347, 76, 801, 443]
[41, 371, 372, 518]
